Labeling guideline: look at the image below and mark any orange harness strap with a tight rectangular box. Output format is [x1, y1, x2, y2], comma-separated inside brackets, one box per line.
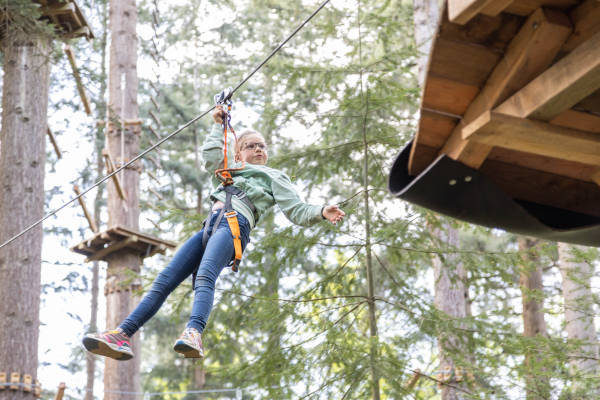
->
[224, 211, 243, 272]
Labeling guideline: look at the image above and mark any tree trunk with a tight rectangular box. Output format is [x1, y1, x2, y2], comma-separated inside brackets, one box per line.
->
[519, 237, 550, 400]
[85, 2, 109, 399]
[104, 0, 142, 398]
[558, 242, 599, 395]
[432, 226, 469, 400]
[0, 32, 50, 400]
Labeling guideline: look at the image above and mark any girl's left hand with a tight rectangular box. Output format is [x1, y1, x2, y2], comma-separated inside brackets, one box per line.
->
[322, 205, 346, 225]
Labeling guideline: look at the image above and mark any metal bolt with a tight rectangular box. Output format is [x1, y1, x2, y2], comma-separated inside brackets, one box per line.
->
[449, 179, 457, 186]
[464, 176, 472, 182]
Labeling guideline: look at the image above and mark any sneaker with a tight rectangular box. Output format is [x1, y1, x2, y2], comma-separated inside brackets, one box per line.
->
[82, 329, 134, 361]
[173, 327, 204, 358]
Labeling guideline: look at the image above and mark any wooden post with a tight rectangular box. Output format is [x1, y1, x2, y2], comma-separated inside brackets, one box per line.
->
[102, 149, 127, 200]
[73, 185, 99, 233]
[63, 44, 92, 115]
[55, 382, 66, 400]
[46, 126, 62, 159]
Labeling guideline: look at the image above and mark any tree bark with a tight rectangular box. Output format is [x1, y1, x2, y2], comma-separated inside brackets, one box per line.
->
[432, 226, 469, 400]
[518, 237, 550, 400]
[104, 0, 142, 398]
[0, 32, 50, 400]
[85, 2, 109, 399]
[558, 242, 599, 395]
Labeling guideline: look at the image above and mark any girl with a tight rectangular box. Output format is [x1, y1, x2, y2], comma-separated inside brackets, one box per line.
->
[83, 105, 345, 360]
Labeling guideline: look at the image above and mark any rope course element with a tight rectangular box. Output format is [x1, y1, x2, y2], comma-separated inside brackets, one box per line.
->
[0, 0, 331, 251]
[0, 371, 42, 397]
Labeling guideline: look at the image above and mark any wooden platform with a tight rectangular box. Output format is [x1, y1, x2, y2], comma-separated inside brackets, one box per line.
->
[409, 0, 600, 218]
[0, 0, 93, 40]
[38, 0, 93, 39]
[71, 226, 176, 263]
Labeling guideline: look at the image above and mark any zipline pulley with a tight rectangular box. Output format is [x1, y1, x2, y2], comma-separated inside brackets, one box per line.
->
[213, 87, 244, 186]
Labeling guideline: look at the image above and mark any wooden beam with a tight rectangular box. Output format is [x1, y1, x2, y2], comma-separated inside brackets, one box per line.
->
[73, 185, 98, 233]
[86, 236, 138, 262]
[437, 8, 572, 169]
[64, 26, 92, 40]
[46, 126, 62, 159]
[496, 30, 600, 120]
[448, 0, 513, 25]
[149, 110, 161, 127]
[102, 149, 127, 200]
[147, 124, 160, 140]
[54, 383, 66, 400]
[481, 159, 600, 218]
[41, 2, 75, 16]
[463, 111, 600, 166]
[562, 0, 600, 53]
[63, 44, 92, 115]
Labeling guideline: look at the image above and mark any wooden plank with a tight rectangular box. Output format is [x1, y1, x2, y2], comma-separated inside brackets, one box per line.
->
[102, 149, 127, 200]
[496, 31, 600, 120]
[551, 109, 600, 133]
[408, 142, 439, 177]
[46, 126, 62, 159]
[149, 110, 161, 127]
[562, 0, 600, 53]
[54, 382, 66, 400]
[436, 8, 572, 170]
[429, 38, 501, 86]
[423, 76, 479, 116]
[111, 225, 176, 248]
[439, 13, 522, 52]
[41, 2, 75, 16]
[480, 1, 515, 16]
[86, 236, 138, 262]
[504, 0, 578, 16]
[481, 159, 600, 217]
[463, 111, 600, 166]
[488, 147, 597, 181]
[73, 185, 98, 233]
[416, 108, 458, 148]
[147, 124, 160, 139]
[63, 44, 92, 115]
[448, 0, 513, 25]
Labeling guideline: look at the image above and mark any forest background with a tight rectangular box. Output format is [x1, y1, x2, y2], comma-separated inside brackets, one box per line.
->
[5, 0, 598, 399]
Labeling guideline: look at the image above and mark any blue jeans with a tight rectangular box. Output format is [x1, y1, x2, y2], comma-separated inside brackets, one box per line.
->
[119, 210, 251, 336]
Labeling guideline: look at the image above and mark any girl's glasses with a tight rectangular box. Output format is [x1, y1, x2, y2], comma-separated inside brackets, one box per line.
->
[243, 142, 267, 151]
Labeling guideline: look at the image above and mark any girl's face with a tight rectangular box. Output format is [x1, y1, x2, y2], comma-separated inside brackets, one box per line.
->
[236, 134, 268, 165]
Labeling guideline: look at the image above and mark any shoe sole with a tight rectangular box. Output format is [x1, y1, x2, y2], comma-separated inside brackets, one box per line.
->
[83, 336, 133, 361]
[173, 341, 204, 358]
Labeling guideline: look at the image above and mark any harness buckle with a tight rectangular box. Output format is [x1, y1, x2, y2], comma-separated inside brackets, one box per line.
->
[224, 210, 238, 218]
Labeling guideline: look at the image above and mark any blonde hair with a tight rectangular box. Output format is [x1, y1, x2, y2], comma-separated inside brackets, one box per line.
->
[235, 129, 265, 153]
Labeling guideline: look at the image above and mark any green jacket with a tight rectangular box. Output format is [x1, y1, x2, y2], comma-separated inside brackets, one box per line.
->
[201, 124, 323, 228]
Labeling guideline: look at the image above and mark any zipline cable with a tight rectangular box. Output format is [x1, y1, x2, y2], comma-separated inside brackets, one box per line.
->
[0, 0, 331, 251]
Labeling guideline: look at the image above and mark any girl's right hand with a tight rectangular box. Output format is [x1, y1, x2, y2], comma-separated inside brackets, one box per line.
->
[213, 105, 226, 124]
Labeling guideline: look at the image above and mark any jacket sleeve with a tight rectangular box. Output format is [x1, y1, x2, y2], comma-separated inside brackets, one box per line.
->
[271, 171, 323, 226]
[201, 124, 237, 171]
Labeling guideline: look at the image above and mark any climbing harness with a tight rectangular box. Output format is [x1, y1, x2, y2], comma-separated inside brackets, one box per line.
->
[196, 89, 257, 278]
[213, 88, 245, 185]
